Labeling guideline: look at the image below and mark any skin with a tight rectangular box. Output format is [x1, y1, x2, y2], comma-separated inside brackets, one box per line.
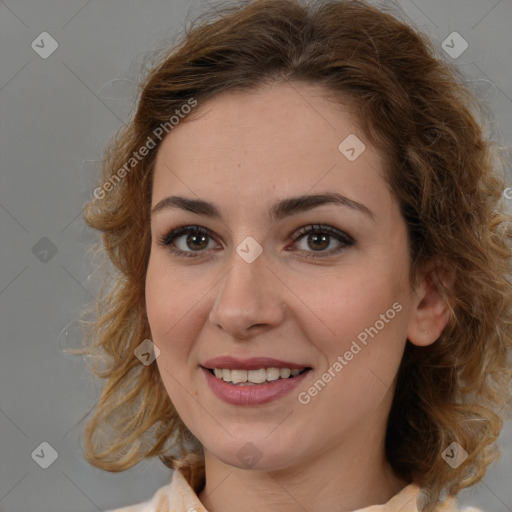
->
[145, 81, 450, 512]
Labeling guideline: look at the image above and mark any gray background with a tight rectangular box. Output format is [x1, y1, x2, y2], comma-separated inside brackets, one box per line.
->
[1, 0, 511, 511]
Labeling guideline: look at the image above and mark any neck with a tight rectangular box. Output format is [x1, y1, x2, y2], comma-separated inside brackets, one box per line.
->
[197, 422, 410, 512]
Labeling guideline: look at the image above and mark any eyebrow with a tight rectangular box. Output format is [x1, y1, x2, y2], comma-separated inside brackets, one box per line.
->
[150, 192, 374, 222]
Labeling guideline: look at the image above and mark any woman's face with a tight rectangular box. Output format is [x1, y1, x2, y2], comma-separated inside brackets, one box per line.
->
[146, 82, 423, 472]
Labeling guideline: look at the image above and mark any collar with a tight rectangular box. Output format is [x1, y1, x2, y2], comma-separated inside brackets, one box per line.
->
[166, 469, 460, 512]
[112, 468, 460, 511]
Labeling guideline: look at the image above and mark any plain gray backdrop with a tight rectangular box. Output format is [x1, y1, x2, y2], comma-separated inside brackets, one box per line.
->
[1, 1, 511, 511]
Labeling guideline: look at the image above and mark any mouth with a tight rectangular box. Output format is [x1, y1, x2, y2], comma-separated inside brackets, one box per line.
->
[200, 356, 313, 404]
[201, 364, 313, 405]
[205, 366, 312, 386]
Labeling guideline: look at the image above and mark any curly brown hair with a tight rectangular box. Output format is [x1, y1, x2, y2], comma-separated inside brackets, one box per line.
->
[77, 1, 512, 511]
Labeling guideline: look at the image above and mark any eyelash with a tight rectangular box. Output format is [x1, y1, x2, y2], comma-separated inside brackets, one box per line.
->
[156, 224, 355, 260]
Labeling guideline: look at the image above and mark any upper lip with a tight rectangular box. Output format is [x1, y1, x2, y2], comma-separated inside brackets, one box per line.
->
[201, 356, 311, 371]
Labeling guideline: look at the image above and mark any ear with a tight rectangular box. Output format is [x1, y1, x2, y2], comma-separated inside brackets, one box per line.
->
[407, 267, 452, 347]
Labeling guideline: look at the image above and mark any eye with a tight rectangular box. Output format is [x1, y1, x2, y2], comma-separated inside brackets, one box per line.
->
[156, 225, 219, 259]
[156, 223, 354, 259]
[289, 224, 354, 259]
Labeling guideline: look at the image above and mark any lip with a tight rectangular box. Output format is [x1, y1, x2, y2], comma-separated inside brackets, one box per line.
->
[201, 356, 309, 371]
[201, 366, 312, 405]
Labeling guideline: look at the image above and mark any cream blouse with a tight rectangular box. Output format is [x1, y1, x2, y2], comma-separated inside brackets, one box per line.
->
[106, 469, 483, 512]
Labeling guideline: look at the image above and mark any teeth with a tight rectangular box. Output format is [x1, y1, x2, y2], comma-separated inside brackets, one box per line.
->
[266, 368, 280, 381]
[280, 368, 291, 379]
[249, 368, 267, 384]
[231, 369, 247, 384]
[211, 367, 306, 384]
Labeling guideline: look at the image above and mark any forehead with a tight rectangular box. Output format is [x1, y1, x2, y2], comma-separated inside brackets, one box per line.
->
[152, 82, 393, 219]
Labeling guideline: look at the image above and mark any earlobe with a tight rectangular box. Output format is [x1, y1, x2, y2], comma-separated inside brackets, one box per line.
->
[407, 270, 452, 347]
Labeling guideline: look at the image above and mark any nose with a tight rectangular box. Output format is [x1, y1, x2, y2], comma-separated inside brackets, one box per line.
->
[208, 248, 285, 339]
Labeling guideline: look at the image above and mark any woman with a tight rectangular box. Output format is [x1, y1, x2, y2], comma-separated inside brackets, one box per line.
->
[79, 1, 512, 511]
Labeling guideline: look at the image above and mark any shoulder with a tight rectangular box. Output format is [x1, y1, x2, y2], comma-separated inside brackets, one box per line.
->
[386, 483, 486, 512]
[105, 469, 207, 512]
[104, 483, 170, 512]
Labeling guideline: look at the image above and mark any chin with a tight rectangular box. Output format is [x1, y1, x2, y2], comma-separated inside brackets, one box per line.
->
[205, 435, 305, 472]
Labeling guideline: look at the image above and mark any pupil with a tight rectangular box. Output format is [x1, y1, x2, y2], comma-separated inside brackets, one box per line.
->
[187, 233, 329, 251]
[188, 233, 208, 250]
[309, 234, 328, 250]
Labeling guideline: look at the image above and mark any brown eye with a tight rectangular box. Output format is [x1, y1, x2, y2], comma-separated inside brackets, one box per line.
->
[157, 226, 218, 258]
[183, 232, 209, 251]
[304, 233, 330, 251]
[291, 224, 354, 259]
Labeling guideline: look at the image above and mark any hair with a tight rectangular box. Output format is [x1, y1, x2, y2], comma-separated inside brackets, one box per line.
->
[77, 1, 512, 510]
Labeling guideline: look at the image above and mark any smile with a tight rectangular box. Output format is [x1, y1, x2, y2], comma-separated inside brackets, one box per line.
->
[210, 367, 307, 385]
[201, 366, 312, 405]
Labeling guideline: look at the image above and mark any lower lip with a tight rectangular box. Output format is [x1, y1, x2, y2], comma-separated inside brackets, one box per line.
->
[201, 367, 311, 406]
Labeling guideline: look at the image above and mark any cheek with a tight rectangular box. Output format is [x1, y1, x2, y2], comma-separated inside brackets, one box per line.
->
[302, 265, 406, 347]
[145, 256, 171, 337]
[297, 273, 408, 417]
[145, 253, 200, 357]
[298, 257, 411, 409]
[145, 256, 201, 407]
